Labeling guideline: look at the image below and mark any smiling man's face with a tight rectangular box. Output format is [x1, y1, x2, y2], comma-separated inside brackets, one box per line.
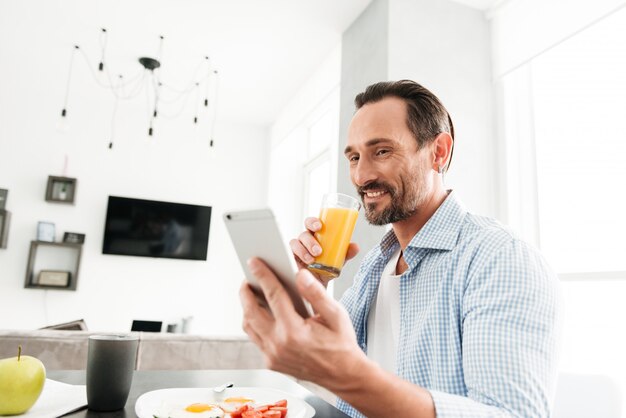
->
[345, 96, 435, 226]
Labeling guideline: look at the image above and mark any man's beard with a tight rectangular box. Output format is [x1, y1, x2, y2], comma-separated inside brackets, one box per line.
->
[357, 167, 427, 226]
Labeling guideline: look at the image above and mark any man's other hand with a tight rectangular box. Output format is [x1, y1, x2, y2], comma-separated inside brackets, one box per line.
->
[289, 217, 359, 286]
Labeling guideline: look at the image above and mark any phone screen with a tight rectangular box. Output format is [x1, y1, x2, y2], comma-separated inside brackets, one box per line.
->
[223, 209, 311, 318]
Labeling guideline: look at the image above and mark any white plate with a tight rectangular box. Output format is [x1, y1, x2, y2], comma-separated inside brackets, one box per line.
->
[135, 386, 315, 418]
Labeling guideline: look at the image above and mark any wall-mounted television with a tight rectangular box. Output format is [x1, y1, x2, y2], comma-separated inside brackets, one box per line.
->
[102, 196, 211, 260]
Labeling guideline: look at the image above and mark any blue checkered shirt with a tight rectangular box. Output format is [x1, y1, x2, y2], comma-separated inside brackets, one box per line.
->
[337, 192, 560, 417]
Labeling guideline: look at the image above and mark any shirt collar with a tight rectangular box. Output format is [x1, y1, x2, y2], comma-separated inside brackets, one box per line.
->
[407, 190, 465, 251]
[379, 228, 400, 257]
[377, 190, 466, 254]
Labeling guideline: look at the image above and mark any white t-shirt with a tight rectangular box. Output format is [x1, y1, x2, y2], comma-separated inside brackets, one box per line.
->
[366, 247, 402, 374]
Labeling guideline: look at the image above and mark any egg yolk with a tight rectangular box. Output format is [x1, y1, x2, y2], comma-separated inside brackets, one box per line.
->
[185, 403, 215, 413]
[223, 397, 254, 404]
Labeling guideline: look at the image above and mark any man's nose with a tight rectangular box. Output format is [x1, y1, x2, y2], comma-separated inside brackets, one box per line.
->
[352, 159, 377, 187]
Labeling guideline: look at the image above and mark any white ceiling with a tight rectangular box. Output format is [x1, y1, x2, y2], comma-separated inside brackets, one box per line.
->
[449, 0, 502, 11]
[14, 0, 374, 127]
[2, 0, 499, 128]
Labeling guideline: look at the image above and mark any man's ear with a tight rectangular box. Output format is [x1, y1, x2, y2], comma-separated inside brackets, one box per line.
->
[432, 133, 453, 172]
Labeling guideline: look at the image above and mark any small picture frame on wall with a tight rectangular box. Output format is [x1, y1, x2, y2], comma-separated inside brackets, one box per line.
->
[63, 232, 85, 244]
[37, 221, 56, 242]
[45, 176, 77, 204]
[0, 189, 7, 210]
[38, 270, 71, 287]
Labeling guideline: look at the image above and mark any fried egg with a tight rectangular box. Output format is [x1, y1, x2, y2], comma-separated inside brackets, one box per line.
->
[161, 403, 225, 418]
[218, 397, 255, 413]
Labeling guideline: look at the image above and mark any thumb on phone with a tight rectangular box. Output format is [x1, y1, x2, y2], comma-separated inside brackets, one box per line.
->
[296, 269, 344, 330]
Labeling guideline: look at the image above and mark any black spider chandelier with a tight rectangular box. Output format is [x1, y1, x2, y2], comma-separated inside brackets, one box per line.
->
[59, 28, 218, 149]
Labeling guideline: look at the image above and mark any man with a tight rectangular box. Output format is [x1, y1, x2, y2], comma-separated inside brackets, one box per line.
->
[240, 80, 560, 417]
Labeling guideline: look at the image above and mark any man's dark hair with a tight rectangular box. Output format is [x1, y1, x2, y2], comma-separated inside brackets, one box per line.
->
[354, 79, 455, 170]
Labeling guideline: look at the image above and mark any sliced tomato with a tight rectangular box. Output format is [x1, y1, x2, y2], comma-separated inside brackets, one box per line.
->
[261, 410, 281, 418]
[272, 399, 287, 408]
[269, 406, 287, 418]
[230, 405, 250, 418]
[254, 405, 270, 412]
[241, 411, 263, 418]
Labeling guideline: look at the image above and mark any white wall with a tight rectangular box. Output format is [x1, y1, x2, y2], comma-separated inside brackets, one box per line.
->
[0, 124, 269, 334]
[388, 0, 496, 218]
[0, 7, 269, 334]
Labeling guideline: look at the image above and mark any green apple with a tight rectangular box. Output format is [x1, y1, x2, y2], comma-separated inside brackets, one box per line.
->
[0, 346, 46, 415]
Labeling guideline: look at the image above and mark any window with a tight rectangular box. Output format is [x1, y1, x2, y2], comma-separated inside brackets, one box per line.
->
[303, 107, 339, 219]
[307, 108, 336, 159]
[303, 152, 332, 218]
[501, 7, 626, 276]
[267, 87, 340, 298]
[302, 106, 339, 297]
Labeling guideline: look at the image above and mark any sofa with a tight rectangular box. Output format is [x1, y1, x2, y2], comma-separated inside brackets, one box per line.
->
[0, 330, 264, 370]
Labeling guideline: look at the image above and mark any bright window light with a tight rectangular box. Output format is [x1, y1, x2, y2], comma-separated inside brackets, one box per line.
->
[530, 8, 626, 274]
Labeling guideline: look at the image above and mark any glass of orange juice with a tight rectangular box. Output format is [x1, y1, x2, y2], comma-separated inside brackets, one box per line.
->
[307, 193, 360, 279]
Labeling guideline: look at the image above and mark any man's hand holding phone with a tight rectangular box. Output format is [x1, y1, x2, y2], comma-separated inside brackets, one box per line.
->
[239, 257, 369, 391]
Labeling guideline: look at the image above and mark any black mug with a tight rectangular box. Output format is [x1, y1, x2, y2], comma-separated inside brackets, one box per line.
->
[86, 334, 138, 411]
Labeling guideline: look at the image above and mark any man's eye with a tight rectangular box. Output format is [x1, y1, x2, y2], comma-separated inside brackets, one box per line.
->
[348, 155, 359, 162]
[376, 149, 390, 156]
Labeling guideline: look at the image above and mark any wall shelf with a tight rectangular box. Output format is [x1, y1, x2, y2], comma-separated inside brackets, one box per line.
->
[0, 209, 10, 249]
[24, 241, 82, 291]
[45, 176, 77, 204]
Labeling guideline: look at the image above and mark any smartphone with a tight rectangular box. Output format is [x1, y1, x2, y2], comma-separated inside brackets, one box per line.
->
[223, 208, 311, 318]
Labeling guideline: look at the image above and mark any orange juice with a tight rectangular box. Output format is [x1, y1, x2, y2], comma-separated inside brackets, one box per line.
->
[308, 207, 359, 278]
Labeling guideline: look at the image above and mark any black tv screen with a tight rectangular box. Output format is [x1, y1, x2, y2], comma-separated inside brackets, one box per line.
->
[102, 196, 211, 260]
